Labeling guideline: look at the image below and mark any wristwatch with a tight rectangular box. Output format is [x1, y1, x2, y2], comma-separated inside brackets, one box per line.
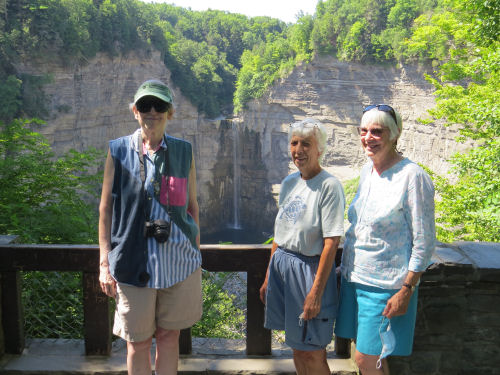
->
[402, 283, 416, 292]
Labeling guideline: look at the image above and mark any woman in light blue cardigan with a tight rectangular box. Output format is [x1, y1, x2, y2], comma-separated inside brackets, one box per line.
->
[335, 105, 436, 375]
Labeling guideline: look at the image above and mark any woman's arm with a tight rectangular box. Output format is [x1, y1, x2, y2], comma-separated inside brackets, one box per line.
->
[302, 236, 340, 320]
[98, 149, 116, 297]
[187, 152, 200, 249]
[384, 169, 435, 318]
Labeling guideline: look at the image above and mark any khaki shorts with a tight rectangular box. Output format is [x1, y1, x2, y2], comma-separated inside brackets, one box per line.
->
[113, 267, 202, 342]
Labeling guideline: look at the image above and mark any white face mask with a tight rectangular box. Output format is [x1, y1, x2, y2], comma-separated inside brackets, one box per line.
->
[376, 317, 396, 369]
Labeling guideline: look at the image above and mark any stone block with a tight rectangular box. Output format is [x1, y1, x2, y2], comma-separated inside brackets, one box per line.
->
[424, 305, 465, 333]
[468, 312, 500, 327]
[387, 357, 411, 375]
[464, 326, 500, 346]
[478, 269, 500, 283]
[439, 350, 466, 374]
[408, 351, 441, 374]
[462, 341, 500, 368]
[442, 264, 479, 281]
[467, 294, 500, 312]
[413, 333, 461, 350]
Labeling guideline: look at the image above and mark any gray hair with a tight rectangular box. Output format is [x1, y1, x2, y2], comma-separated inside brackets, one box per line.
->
[361, 107, 402, 141]
[288, 118, 328, 164]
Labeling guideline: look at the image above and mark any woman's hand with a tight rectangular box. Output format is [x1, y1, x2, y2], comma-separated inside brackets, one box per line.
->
[384, 271, 422, 318]
[99, 262, 116, 298]
[382, 288, 411, 318]
[302, 289, 322, 320]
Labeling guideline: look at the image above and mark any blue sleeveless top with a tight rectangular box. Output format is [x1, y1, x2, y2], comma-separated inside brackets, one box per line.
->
[108, 129, 201, 288]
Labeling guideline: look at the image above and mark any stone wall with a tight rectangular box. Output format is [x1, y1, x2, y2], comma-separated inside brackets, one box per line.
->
[388, 242, 500, 375]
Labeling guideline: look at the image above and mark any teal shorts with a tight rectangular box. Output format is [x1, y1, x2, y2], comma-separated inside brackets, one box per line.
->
[334, 276, 418, 356]
[264, 247, 337, 351]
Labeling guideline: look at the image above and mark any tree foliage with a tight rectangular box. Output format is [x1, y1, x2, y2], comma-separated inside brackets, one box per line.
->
[0, 118, 101, 244]
[407, 0, 499, 242]
[0, 0, 286, 118]
[192, 271, 245, 338]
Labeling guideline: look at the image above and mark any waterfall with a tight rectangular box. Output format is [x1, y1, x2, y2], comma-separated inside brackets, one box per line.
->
[230, 121, 242, 229]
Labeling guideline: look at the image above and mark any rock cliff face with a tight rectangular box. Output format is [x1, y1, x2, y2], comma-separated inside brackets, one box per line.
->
[18, 51, 469, 239]
[241, 57, 471, 185]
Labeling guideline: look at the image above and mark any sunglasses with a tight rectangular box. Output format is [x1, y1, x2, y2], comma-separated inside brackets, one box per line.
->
[363, 104, 398, 125]
[136, 97, 170, 113]
[357, 126, 386, 138]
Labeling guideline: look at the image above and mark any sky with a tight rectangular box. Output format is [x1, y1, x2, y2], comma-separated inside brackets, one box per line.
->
[146, 0, 320, 24]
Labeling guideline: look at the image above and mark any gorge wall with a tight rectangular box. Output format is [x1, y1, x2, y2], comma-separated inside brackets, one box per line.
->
[241, 57, 472, 187]
[18, 51, 470, 239]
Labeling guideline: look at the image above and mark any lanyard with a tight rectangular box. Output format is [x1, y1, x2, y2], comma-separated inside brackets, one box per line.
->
[137, 131, 170, 220]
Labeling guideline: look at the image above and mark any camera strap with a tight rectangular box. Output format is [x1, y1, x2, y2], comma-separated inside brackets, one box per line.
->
[137, 131, 150, 221]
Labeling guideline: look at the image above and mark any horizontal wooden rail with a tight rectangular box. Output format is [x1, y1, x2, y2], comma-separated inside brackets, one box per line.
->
[0, 244, 272, 356]
[0, 243, 349, 358]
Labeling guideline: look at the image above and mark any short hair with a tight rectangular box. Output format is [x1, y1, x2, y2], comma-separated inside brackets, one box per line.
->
[288, 118, 328, 164]
[361, 107, 403, 141]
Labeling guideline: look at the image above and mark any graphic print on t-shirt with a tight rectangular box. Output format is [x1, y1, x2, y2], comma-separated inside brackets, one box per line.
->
[279, 195, 307, 224]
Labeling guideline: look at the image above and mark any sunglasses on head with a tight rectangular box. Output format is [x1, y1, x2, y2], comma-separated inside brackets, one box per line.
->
[136, 96, 170, 113]
[363, 104, 397, 125]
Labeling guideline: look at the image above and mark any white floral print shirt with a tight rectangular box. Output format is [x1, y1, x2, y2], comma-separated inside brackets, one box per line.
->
[341, 158, 436, 289]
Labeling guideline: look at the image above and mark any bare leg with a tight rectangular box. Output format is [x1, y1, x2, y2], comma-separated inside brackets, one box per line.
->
[154, 328, 180, 375]
[355, 350, 390, 375]
[127, 337, 153, 375]
[293, 348, 330, 375]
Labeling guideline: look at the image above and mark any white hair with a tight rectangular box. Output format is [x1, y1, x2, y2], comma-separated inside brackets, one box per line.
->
[361, 107, 403, 141]
[288, 118, 328, 164]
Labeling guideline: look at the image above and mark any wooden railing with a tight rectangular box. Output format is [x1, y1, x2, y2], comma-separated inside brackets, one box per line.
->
[0, 243, 349, 357]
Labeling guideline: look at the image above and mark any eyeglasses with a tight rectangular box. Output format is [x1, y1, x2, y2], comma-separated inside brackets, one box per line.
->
[363, 104, 397, 125]
[136, 97, 170, 113]
[357, 126, 386, 138]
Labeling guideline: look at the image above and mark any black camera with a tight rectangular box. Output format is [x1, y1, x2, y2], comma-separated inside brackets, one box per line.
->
[144, 219, 170, 243]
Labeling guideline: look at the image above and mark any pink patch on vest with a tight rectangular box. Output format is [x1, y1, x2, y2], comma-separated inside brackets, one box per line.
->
[160, 176, 187, 206]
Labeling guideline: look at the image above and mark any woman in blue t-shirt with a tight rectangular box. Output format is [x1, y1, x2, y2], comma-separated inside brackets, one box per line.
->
[260, 118, 345, 375]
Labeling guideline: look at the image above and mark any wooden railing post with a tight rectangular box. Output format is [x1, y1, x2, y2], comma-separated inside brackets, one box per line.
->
[246, 266, 271, 355]
[335, 336, 350, 358]
[179, 328, 192, 354]
[82, 271, 111, 355]
[333, 248, 351, 358]
[1, 270, 25, 354]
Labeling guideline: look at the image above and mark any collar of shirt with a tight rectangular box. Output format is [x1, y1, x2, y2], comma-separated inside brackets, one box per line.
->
[130, 129, 167, 155]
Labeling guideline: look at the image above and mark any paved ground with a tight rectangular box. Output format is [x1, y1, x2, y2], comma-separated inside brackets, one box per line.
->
[0, 338, 358, 374]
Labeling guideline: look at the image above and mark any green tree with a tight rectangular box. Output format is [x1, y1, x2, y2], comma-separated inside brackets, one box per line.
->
[0, 75, 22, 121]
[234, 35, 295, 112]
[288, 13, 314, 61]
[407, 0, 499, 242]
[0, 118, 101, 244]
[192, 272, 245, 338]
